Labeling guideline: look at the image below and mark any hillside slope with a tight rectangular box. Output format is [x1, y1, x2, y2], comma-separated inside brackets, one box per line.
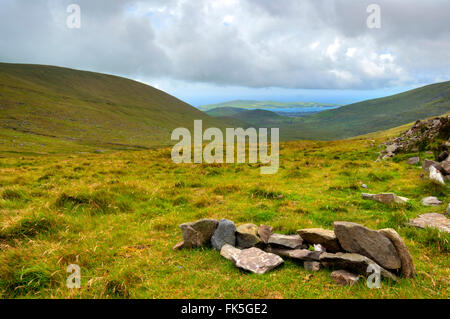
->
[0, 63, 227, 155]
[205, 107, 246, 117]
[199, 100, 338, 111]
[286, 81, 450, 140]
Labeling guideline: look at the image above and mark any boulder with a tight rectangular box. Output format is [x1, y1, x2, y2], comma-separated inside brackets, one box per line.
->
[297, 228, 341, 253]
[409, 213, 450, 233]
[268, 233, 304, 249]
[438, 151, 449, 162]
[421, 196, 443, 206]
[266, 247, 322, 261]
[362, 193, 409, 204]
[423, 159, 442, 173]
[304, 261, 321, 272]
[258, 225, 273, 244]
[441, 160, 450, 175]
[211, 219, 236, 250]
[330, 270, 360, 286]
[407, 157, 420, 165]
[236, 224, 262, 249]
[378, 228, 416, 278]
[180, 219, 219, 248]
[385, 144, 398, 154]
[429, 166, 445, 185]
[234, 247, 284, 274]
[220, 244, 241, 262]
[334, 221, 401, 270]
[319, 252, 398, 281]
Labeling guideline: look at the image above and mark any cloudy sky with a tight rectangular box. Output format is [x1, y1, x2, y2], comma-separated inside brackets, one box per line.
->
[1, 0, 449, 105]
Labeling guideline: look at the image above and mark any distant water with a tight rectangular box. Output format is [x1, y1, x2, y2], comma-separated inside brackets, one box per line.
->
[264, 106, 341, 117]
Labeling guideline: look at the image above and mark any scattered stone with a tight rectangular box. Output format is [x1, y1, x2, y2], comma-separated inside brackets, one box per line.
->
[266, 247, 322, 261]
[234, 247, 284, 274]
[361, 184, 368, 189]
[421, 196, 443, 206]
[438, 151, 449, 162]
[429, 166, 445, 185]
[173, 241, 185, 250]
[362, 193, 409, 205]
[423, 159, 442, 173]
[236, 224, 262, 249]
[334, 221, 401, 270]
[220, 244, 241, 262]
[297, 228, 341, 253]
[379, 228, 416, 278]
[304, 261, 321, 272]
[409, 213, 450, 233]
[319, 252, 398, 281]
[441, 160, 450, 175]
[407, 157, 420, 165]
[268, 234, 304, 249]
[211, 219, 236, 250]
[330, 270, 360, 286]
[258, 225, 273, 244]
[180, 219, 219, 248]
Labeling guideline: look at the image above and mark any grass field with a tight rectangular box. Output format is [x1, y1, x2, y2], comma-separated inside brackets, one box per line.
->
[0, 127, 448, 299]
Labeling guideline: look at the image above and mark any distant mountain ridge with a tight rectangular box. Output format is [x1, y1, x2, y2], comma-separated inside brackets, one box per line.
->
[199, 100, 339, 111]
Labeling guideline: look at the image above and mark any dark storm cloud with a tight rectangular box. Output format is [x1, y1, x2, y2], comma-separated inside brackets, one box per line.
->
[0, 0, 449, 89]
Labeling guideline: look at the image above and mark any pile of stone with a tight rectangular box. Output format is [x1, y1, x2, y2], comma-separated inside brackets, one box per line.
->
[378, 115, 450, 161]
[421, 158, 450, 185]
[174, 219, 416, 286]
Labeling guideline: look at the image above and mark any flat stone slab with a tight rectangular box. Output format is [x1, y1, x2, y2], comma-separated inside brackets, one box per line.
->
[297, 228, 341, 253]
[409, 213, 450, 233]
[334, 221, 401, 270]
[319, 252, 398, 281]
[421, 196, 443, 206]
[331, 270, 360, 286]
[267, 233, 304, 249]
[234, 247, 284, 274]
[362, 193, 409, 204]
[379, 228, 415, 278]
[220, 244, 241, 262]
[258, 225, 273, 244]
[266, 247, 322, 261]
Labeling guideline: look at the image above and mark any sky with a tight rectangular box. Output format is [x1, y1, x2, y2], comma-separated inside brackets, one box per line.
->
[1, 0, 449, 106]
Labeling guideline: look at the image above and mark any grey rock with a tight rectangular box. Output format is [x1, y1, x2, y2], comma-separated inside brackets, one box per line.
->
[330, 270, 360, 286]
[407, 157, 420, 165]
[421, 196, 443, 206]
[268, 233, 304, 249]
[441, 160, 450, 175]
[362, 193, 409, 204]
[379, 228, 416, 278]
[234, 247, 284, 274]
[334, 221, 401, 270]
[319, 252, 398, 281]
[423, 159, 442, 173]
[429, 166, 445, 185]
[297, 228, 341, 253]
[220, 244, 241, 262]
[385, 144, 398, 154]
[258, 225, 273, 244]
[236, 224, 262, 249]
[438, 151, 449, 162]
[180, 219, 219, 248]
[211, 219, 236, 250]
[409, 213, 450, 233]
[304, 261, 321, 272]
[266, 247, 322, 261]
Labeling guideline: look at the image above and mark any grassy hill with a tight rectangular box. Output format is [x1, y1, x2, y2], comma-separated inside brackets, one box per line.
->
[0, 63, 229, 156]
[285, 82, 450, 140]
[205, 107, 246, 117]
[199, 100, 339, 111]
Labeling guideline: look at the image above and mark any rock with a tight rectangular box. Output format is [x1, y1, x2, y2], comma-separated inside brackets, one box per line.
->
[220, 244, 241, 262]
[386, 144, 398, 154]
[297, 228, 341, 253]
[266, 247, 322, 261]
[330, 270, 360, 286]
[319, 252, 398, 281]
[236, 224, 262, 249]
[172, 241, 185, 250]
[334, 221, 401, 270]
[362, 193, 409, 205]
[258, 225, 273, 244]
[423, 159, 442, 173]
[268, 234, 304, 249]
[378, 228, 416, 278]
[438, 151, 449, 162]
[234, 247, 284, 274]
[407, 157, 420, 165]
[180, 219, 219, 248]
[421, 196, 443, 206]
[314, 244, 326, 252]
[409, 213, 450, 233]
[304, 261, 321, 272]
[429, 166, 445, 185]
[441, 161, 450, 175]
[211, 219, 236, 250]
[361, 184, 368, 189]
